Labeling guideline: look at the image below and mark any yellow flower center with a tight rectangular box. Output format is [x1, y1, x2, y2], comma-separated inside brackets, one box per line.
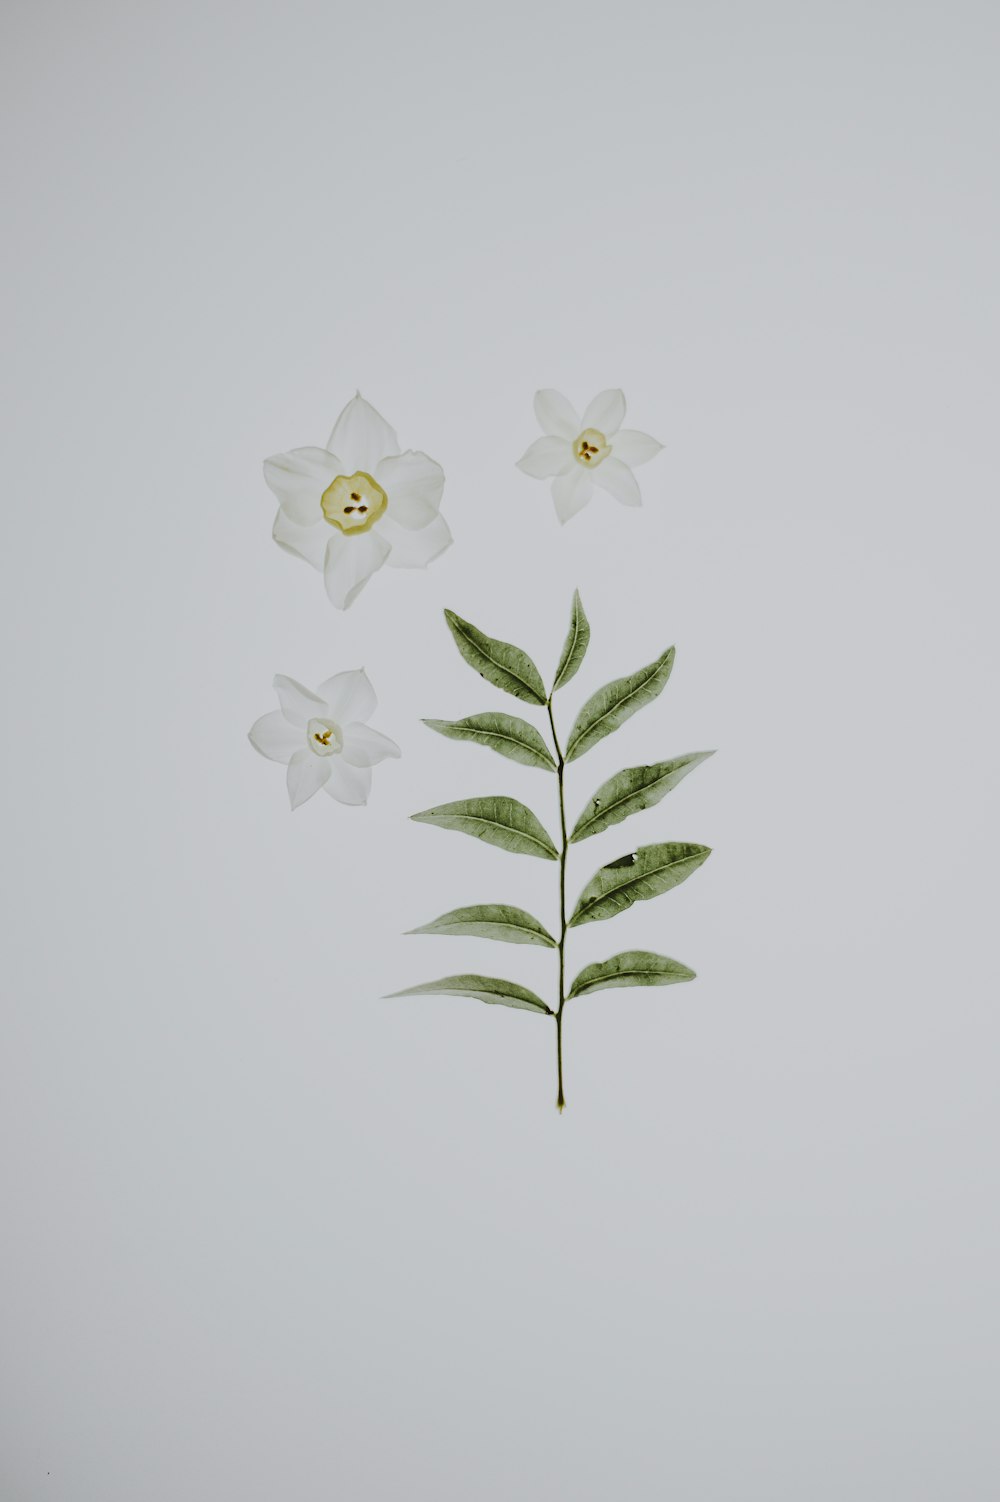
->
[573, 428, 610, 467]
[307, 717, 343, 757]
[321, 471, 388, 534]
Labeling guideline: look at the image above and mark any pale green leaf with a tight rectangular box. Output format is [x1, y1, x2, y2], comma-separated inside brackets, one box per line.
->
[570, 752, 715, 842]
[407, 904, 557, 947]
[444, 609, 547, 705]
[552, 589, 591, 693]
[565, 648, 675, 762]
[411, 796, 559, 860]
[569, 841, 711, 926]
[422, 713, 555, 771]
[568, 950, 696, 998]
[386, 974, 552, 1014]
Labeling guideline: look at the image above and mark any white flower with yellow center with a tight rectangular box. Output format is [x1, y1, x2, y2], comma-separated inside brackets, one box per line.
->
[264, 394, 452, 609]
[516, 388, 663, 524]
[248, 670, 400, 810]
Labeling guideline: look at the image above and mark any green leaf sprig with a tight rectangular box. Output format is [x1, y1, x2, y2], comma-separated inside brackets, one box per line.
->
[389, 592, 714, 1110]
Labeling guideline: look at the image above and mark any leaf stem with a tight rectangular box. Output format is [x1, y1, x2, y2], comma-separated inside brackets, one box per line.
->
[547, 694, 569, 1112]
[556, 1008, 565, 1114]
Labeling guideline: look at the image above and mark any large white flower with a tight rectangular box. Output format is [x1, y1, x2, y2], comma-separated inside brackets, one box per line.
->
[263, 394, 452, 609]
[248, 669, 400, 810]
[516, 388, 663, 524]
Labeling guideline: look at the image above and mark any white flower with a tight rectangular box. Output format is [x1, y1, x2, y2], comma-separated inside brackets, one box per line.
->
[263, 394, 452, 609]
[248, 669, 400, 810]
[516, 389, 663, 524]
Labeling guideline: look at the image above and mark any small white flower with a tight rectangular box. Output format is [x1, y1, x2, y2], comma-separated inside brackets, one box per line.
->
[248, 669, 400, 810]
[516, 389, 663, 524]
[264, 394, 452, 609]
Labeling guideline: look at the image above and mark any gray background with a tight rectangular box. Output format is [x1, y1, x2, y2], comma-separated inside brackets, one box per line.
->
[2, 1, 998, 1497]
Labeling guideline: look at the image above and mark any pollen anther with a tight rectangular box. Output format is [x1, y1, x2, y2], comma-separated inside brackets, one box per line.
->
[321, 471, 388, 534]
[573, 427, 610, 468]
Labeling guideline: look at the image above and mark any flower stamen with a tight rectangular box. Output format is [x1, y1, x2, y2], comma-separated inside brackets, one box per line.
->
[322, 472, 387, 533]
[306, 717, 343, 756]
[573, 428, 610, 468]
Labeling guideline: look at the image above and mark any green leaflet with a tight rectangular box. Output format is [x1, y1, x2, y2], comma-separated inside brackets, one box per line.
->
[570, 752, 715, 842]
[569, 841, 711, 927]
[444, 610, 547, 705]
[565, 648, 675, 762]
[551, 590, 591, 693]
[568, 950, 696, 998]
[411, 796, 559, 861]
[422, 713, 556, 771]
[407, 904, 557, 948]
[387, 974, 552, 1014]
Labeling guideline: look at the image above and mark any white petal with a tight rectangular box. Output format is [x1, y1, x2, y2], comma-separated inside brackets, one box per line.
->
[272, 507, 327, 571]
[324, 759, 372, 805]
[286, 748, 331, 809]
[551, 468, 593, 525]
[340, 722, 401, 766]
[611, 429, 663, 468]
[582, 389, 626, 436]
[317, 668, 377, 725]
[262, 447, 340, 527]
[248, 709, 303, 765]
[381, 514, 453, 569]
[376, 450, 445, 529]
[273, 674, 329, 727]
[327, 394, 399, 474]
[516, 436, 573, 479]
[533, 389, 579, 439]
[593, 456, 642, 506]
[323, 528, 391, 610]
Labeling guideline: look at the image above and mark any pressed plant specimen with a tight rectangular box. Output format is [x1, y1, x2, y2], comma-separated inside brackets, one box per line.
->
[392, 594, 713, 1110]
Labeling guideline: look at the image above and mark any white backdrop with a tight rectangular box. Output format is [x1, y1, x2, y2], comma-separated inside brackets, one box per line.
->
[2, 1, 998, 1497]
